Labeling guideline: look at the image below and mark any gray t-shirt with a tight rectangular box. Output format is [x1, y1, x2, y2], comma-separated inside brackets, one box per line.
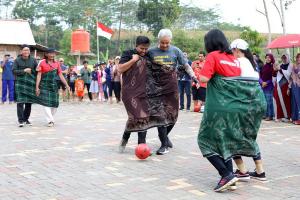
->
[148, 45, 187, 68]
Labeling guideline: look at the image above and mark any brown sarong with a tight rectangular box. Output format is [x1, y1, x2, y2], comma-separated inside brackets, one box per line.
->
[122, 58, 179, 132]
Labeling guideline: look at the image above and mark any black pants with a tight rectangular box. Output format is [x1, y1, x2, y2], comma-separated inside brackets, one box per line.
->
[122, 131, 147, 144]
[207, 155, 233, 178]
[157, 124, 174, 147]
[113, 81, 121, 102]
[84, 83, 93, 100]
[17, 103, 32, 123]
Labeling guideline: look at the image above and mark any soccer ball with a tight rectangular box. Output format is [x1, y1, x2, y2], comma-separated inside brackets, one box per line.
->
[194, 105, 200, 112]
[135, 144, 151, 160]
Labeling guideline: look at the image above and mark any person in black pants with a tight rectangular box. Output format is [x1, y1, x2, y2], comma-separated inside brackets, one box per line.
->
[80, 60, 92, 101]
[17, 103, 32, 126]
[13, 45, 37, 127]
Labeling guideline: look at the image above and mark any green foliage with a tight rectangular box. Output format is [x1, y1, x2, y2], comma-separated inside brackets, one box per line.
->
[172, 29, 205, 61]
[5, 0, 269, 63]
[59, 29, 76, 65]
[137, 0, 181, 36]
[174, 6, 220, 30]
[240, 27, 264, 55]
[100, 48, 110, 61]
[12, 0, 43, 24]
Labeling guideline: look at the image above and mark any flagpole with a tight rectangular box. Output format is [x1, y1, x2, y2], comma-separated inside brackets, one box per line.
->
[96, 20, 100, 63]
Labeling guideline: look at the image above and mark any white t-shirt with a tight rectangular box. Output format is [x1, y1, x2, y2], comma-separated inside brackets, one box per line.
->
[238, 57, 259, 78]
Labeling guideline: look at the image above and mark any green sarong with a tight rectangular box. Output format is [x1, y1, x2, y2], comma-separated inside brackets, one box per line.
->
[15, 73, 38, 104]
[38, 70, 59, 108]
[198, 75, 266, 161]
[15, 70, 59, 108]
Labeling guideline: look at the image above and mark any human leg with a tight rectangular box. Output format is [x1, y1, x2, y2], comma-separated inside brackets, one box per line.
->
[2, 79, 8, 102]
[156, 126, 169, 155]
[184, 81, 191, 110]
[178, 81, 184, 110]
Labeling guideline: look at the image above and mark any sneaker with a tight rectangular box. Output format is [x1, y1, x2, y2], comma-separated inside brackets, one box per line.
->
[25, 120, 32, 126]
[119, 139, 128, 153]
[214, 174, 238, 192]
[234, 169, 250, 181]
[200, 105, 205, 113]
[47, 122, 54, 127]
[167, 137, 173, 148]
[179, 108, 185, 111]
[249, 170, 267, 181]
[18, 122, 25, 127]
[294, 120, 300, 125]
[228, 182, 237, 191]
[156, 146, 169, 155]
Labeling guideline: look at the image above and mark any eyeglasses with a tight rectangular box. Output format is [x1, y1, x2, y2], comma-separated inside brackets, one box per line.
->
[59, 60, 64, 62]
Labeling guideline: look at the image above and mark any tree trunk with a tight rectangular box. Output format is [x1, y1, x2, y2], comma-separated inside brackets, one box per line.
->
[263, 0, 272, 48]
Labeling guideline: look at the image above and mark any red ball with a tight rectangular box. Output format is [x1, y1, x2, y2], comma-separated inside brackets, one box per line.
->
[135, 144, 151, 160]
[194, 106, 200, 112]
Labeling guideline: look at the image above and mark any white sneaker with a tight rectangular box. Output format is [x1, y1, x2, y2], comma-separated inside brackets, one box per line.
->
[18, 122, 25, 127]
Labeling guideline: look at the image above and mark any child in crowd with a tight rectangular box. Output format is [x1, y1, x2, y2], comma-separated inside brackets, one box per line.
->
[67, 66, 78, 101]
[97, 64, 105, 102]
[89, 65, 99, 100]
[75, 75, 84, 101]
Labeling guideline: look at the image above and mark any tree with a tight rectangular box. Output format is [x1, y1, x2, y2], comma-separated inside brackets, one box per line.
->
[172, 29, 204, 61]
[240, 27, 264, 55]
[173, 6, 220, 30]
[0, 0, 13, 18]
[137, 0, 181, 36]
[59, 29, 76, 65]
[12, 0, 43, 24]
[257, 0, 272, 47]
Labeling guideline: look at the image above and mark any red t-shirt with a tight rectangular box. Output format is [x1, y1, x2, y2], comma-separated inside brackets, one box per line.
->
[200, 51, 241, 80]
[37, 59, 62, 74]
[192, 60, 207, 88]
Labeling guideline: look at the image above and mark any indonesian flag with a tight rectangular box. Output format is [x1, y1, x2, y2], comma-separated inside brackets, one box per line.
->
[97, 22, 114, 40]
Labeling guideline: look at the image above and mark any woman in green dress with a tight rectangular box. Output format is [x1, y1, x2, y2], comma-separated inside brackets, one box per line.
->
[197, 29, 266, 192]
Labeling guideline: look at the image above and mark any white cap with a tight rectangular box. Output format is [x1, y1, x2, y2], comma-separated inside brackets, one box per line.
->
[230, 39, 249, 50]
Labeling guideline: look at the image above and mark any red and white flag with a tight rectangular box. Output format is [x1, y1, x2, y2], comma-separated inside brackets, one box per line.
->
[97, 22, 114, 40]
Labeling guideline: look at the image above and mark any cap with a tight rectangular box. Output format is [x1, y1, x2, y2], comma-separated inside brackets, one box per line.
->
[21, 44, 30, 50]
[46, 48, 56, 53]
[115, 56, 121, 60]
[230, 39, 249, 50]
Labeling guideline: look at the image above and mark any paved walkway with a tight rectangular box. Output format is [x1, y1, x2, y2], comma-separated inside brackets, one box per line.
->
[0, 102, 299, 200]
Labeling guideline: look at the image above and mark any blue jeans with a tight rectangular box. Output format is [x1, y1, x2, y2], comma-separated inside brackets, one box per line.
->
[103, 81, 113, 99]
[263, 89, 274, 118]
[178, 80, 191, 110]
[2, 79, 14, 102]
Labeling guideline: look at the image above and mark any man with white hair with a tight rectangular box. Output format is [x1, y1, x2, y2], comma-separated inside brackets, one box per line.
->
[147, 28, 198, 155]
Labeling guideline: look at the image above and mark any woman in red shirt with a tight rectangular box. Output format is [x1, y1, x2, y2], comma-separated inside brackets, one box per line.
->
[197, 29, 266, 192]
[36, 48, 70, 127]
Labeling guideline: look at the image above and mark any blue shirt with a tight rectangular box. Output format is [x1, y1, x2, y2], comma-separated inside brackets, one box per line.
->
[1, 59, 14, 80]
[148, 45, 187, 68]
[55, 64, 68, 80]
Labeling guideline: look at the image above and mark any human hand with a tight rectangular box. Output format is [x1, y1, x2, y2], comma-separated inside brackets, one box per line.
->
[24, 68, 32, 74]
[132, 54, 140, 62]
[287, 89, 290, 96]
[192, 76, 199, 84]
[262, 82, 267, 88]
[66, 85, 71, 94]
[36, 87, 40, 96]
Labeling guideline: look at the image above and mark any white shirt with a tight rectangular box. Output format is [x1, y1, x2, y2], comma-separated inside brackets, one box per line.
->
[238, 57, 259, 78]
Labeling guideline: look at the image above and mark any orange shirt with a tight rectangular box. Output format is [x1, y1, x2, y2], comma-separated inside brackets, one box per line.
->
[75, 79, 84, 97]
[192, 60, 207, 88]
